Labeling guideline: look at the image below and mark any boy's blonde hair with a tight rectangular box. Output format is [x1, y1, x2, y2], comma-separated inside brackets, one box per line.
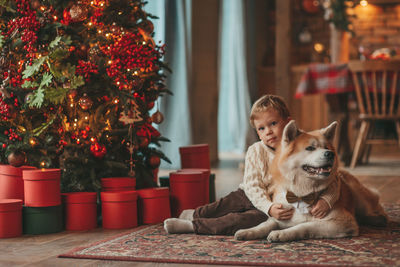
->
[250, 95, 290, 128]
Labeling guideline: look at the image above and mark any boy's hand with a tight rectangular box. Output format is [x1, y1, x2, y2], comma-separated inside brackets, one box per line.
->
[310, 198, 330, 218]
[268, 204, 294, 220]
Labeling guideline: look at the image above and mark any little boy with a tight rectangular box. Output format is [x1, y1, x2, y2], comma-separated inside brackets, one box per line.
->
[164, 95, 339, 235]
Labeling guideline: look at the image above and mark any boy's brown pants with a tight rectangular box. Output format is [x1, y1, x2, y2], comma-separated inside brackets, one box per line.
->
[192, 189, 269, 235]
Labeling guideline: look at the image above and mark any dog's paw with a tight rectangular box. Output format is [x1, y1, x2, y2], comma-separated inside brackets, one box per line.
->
[234, 229, 256, 240]
[267, 230, 288, 242]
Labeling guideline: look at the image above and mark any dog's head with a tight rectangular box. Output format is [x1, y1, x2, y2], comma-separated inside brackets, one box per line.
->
[273, 120, 338, 186]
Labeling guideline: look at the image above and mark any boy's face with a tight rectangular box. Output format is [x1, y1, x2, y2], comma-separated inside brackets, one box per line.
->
[253, 108, 290, 149]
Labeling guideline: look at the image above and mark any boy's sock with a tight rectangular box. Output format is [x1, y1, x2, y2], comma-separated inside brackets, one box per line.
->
[178, 209, 195, 221]
[163, 218, 194, 234]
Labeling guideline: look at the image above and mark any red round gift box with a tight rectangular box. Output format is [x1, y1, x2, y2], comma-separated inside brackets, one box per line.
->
[178, 168, 210, 205]
[136, 187, 171, 224]
[0, 199, 23, 238]
[101, 177, 136, 192]
[101, 191, 138, 229]
[62, 192, 98, 231]
[169, 171, 204, 217]
[22, 169, 61, 207]
[0, 165, 37, 203]
[179, 144, 210, 169]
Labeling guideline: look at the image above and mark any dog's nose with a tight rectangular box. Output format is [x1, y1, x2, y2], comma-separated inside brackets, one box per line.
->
[324, 151, 334, 160]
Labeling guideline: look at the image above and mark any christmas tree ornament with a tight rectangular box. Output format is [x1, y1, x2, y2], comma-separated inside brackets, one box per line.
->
[24, 93, 34, 104]
[139, 20, 154, 34]
[139, 136, 149, 148]
[90, 142, 107, 159]
[151, 110, 164, 124]
[147, 101, 155, 110]
[147, 155, 161, 169]
[69, 2, 88, 22]
[88, 45, 102, 62]
[78, 93, 93, 110]
[8, 150, 27, 167]
[30, 0, 41, 10]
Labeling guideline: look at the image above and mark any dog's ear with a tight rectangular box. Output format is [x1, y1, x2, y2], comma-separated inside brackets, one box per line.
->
[282, 120, 301, 147]
[320, 121, 338, 143]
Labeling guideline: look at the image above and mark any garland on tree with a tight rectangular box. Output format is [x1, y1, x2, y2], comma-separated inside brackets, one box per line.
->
[0, 0, 171, 192]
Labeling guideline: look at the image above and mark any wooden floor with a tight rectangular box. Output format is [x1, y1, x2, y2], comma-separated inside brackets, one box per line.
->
[0, 149, 399, 267]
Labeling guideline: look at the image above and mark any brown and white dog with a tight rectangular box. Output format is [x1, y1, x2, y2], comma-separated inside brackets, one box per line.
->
[234, 120, 388, 242]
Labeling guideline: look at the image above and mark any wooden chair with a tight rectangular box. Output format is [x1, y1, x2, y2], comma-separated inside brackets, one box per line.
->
[348, 60, 400, 168]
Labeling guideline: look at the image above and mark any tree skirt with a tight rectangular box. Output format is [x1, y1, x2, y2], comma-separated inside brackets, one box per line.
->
[59, 204, 400, 266]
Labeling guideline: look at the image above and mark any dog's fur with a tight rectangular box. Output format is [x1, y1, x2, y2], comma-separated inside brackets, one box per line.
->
[234, 121, 388, 242]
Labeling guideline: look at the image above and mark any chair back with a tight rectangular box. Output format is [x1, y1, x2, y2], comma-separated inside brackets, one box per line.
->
[347, 60, 400, 119]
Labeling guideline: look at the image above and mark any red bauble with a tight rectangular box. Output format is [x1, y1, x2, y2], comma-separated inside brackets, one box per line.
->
[148, 155, 161, 169]
[302, 0, 320, 14]
[139, 137, 149, 148]
[90, 142, 107, 159]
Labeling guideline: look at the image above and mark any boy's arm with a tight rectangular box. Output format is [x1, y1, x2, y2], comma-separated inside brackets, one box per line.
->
[319, 174, 341, 209]
[240, 145, 273, 216]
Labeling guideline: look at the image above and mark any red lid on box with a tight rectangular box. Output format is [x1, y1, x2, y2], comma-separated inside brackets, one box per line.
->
[0, 165, 37, 176]
[169, 171, 204, 182]
[178, 168, 211, 175]
[136, 187, 169, 199]
[179, 144, 209, 154]
[101, 191, 138, 202]
[22, 169, 61, 181]
[0, 199, 23, 212]
[62, 192, 97, 204]
[101, 177, 136, 188]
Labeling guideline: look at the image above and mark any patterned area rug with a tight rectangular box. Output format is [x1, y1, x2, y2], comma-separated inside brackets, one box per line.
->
[59, 204, 400, 266]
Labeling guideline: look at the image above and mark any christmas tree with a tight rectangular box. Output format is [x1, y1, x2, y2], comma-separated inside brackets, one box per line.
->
[0, 0, 171, 192]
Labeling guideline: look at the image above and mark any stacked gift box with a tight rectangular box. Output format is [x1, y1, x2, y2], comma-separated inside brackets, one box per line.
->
[22, 168, 63, 235]
[160, 144, 216, 217]
[0, 165, 36, 238]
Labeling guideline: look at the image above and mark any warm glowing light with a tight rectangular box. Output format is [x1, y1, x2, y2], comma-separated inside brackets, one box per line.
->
[40, 161, 46, 167]
[108, 60, 112, 64]
[73, 123, 77, 127]
[118, 11, 122, 15]
[113, 98, 119, 104]
[116, 81, 120, 85]
[40, 6, 45, 11]
[360, 0, 368, 7]
[74, 118, 78, 122]
[37, 54, 42, 58]
[88, 22, 93, 26]
[70, 103, 74, 107]
[142, 41, 146, 45]
[53, 16, 58, 21]
[133, 71, 138, 75]
[314, 43, 324, 53]
[29, 138, 36, 146]
[84, 116, 89, 120]
[106, 33, 110, 38]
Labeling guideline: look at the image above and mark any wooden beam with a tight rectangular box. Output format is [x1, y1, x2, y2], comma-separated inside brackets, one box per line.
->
[275, 0, 291, 102]
[191, 0, 219, 165]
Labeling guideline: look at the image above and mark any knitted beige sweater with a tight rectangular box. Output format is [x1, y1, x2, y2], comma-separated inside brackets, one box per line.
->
[239, 141, 339, 216]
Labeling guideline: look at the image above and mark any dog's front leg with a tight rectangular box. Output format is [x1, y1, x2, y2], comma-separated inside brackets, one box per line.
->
[267, 220, 358, 242]
[234, 219, 278, 240]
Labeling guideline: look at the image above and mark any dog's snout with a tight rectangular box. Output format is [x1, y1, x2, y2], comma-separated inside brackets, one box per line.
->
[324, 151, 334, 160]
